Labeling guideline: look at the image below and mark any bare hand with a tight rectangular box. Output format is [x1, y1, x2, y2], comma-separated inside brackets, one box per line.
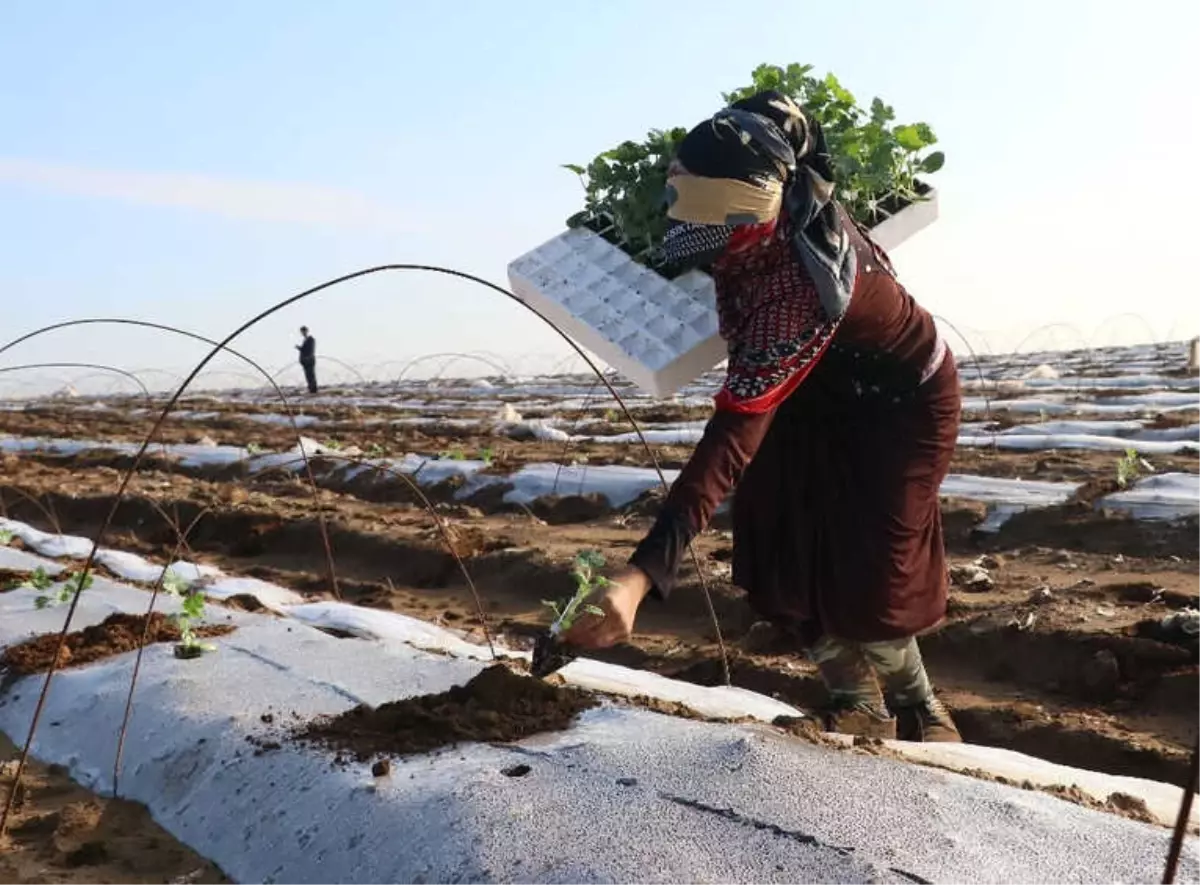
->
[560, 565, 653, 649]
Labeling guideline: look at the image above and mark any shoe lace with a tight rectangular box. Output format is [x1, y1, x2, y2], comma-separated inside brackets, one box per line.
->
[922, 695, 951, 720]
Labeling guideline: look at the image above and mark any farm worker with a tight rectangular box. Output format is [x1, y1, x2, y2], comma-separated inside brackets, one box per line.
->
[562, 91, 961, 742]
[296, 326, 318, 394]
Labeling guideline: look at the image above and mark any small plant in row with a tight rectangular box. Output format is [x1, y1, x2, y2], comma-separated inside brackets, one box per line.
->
[10, 567, 95, 610]
[160, 571, 217, 659]
[0, 528, 14, 546]
[435, 447, 494, 465]
[1116, 448, 1154, 489]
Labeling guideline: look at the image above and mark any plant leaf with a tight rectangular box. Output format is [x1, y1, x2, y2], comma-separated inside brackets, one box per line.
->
[893, 124, 927, 151]
[918, 151, 945, 173]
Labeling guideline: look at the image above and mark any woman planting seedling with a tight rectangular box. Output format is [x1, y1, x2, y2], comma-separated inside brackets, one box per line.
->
[561, 90, 962, 742]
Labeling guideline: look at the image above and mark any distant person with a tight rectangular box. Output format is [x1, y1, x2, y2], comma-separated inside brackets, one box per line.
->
[297, 326, 317, 394]
[562, 92, 961, 742]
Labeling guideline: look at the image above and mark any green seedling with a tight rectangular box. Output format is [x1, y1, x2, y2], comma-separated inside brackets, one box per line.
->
[565, 61, 943, 266]
[366, 443, 386, 459]
[174, 591, 215, 654]
[246, 442, 263, 455]
[32, 569, 93, 610]
[9, 565, 52, 593]
[160, 571, 216, 657]
[0, 529, 13, 546]
[479, 447, 494, 465]
[542, 550, 608, 636]
[438, 448, 466, 461]
[161, 570, 190, 596]
[1116, 448, 1154, 489]
[322, 439, 343, 451]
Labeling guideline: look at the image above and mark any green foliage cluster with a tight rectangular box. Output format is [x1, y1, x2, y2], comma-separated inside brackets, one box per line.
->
[565, 63, 944, 262]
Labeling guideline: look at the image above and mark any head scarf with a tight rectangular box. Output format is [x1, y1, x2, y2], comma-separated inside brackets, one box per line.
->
[659, 106, 795, 271]
[658, 91, 856, 323]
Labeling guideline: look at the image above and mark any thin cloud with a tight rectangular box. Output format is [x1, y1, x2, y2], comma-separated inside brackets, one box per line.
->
[0, 157, 415, 231]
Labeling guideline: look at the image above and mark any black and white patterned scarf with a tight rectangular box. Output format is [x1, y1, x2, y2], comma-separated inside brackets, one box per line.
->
[658, 91, 857, 322]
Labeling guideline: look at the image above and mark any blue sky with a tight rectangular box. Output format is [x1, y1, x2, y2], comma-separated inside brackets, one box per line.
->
[1, 0, 1197, 391]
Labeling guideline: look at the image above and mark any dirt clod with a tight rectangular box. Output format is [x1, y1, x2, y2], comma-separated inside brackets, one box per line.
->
[1028, 586, 1054, 605]
[371, 758, 392, 778]
[65, 840, 110, 867]
[1, 613, 235, 675]
[223, 593, 267, 612]
[1080, 649, 1122, 700]
[295, 664, 597, 761]
[950, 564, 994, 592]
[1106, 791, 1156, 823]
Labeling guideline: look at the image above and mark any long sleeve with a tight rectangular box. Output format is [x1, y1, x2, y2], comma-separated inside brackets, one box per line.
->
[630, 215, 845, 598]
[629, 405, 777, 598]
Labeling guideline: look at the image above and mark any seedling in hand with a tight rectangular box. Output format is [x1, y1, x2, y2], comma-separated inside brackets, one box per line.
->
[544, 550, 608, 636]
[532, 550, 608, 678]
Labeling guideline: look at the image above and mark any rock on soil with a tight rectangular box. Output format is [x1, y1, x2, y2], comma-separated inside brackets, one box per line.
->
[1, 612, 235, 675]
[294, 664, 598, 761]
[950, 564, 995, 592]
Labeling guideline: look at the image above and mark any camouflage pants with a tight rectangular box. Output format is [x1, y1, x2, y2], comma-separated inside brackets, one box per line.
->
[807, 634, 933, 709]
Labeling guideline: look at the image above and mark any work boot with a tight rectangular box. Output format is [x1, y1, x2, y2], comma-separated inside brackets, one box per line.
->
[822, 700, 897, 740]
[893, 695, 962, 743]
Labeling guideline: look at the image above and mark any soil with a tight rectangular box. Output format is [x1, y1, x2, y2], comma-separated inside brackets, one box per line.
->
[1, 613, 236, 676]
[295, 663, 597, 762]
[0, 732, 227, 884]
[1, 567, 37, 589]
[0, 384, 1195, 793]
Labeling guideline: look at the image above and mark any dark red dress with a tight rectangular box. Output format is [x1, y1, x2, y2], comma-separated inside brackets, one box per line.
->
[630, 210, 959, 644]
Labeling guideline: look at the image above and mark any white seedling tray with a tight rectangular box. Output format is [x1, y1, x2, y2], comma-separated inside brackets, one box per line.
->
[509, 188, 938, 398]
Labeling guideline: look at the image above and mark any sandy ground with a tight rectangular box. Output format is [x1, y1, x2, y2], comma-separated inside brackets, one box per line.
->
[0, 732, 227, 885]
[0, 376, 1196, 881]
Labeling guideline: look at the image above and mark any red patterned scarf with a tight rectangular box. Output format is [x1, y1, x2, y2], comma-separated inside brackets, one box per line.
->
[711, 217, 842, 415]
